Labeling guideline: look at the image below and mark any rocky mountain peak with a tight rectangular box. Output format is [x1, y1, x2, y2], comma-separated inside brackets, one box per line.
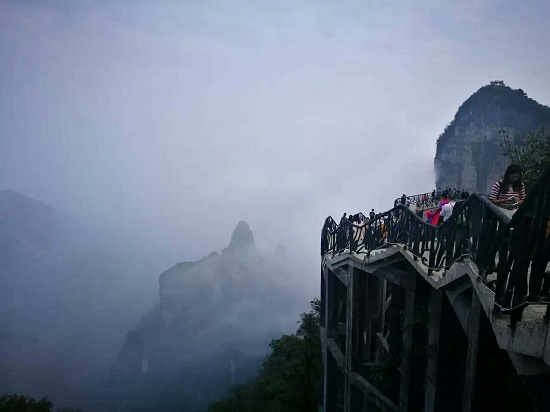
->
[434, 82, 550, 193]
[226, 220, 255, 251]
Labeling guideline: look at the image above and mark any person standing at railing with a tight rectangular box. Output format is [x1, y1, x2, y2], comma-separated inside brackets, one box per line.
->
[452, 192, 471, 259]
[347, 214, 355, 250]
[350, 214, 360, 250]
[321, 217, 331, 255]
[490, 164, 526, 217]
[432, 192, 450, 225]
[456, 191, 469, 208]
[353, 214, 371, 250]
[440, 193, 457, 222]
[336, 213, 348, 252]
[357, 214, 367, 246]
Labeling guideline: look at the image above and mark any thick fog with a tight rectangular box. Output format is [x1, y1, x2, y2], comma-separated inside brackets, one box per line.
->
[2, 1, 550, 410]
[3, 0, 550, 274]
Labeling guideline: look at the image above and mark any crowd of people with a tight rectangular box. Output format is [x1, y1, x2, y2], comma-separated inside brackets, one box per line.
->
[332, 210, 388, 253]
[424, 190, 469, 225]
[402, 164, 527, 224]
[322, 164, 529, 255]
[395, 187, 467, 213]
[425, 164, 526, 224]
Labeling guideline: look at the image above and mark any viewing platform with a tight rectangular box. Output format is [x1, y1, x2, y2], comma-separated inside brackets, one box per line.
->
[319, 166, 550, 411]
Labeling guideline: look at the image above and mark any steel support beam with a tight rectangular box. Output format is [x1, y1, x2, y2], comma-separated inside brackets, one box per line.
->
[463, 291, 481, 412]
[424, 288, 443, 412]
[399, 273, 416, 411]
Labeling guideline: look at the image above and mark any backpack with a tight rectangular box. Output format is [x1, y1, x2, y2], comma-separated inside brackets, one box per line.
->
[439, 202, 455, 225]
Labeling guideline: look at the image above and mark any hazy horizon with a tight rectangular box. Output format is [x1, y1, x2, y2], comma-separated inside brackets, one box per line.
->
[2, 0, 550, 285]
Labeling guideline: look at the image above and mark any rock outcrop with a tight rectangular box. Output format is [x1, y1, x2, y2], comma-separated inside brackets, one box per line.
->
[114, 221, 304, 411]
[434, 81, 550, 193]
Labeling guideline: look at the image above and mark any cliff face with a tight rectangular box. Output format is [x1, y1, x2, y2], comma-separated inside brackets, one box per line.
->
[434, 82, 550, 193]
[113, 221, 304, 411]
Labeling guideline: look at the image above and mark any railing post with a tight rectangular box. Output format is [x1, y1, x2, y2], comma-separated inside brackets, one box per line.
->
[428, 226, 436, 277]
[495, 226, 512, 305]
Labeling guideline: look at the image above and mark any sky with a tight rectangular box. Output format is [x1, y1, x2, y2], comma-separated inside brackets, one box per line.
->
[2, 0, 550, 287]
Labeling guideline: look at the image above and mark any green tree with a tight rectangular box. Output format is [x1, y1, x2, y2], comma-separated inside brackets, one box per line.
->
[500, 128, 550, 189]
[0, 394, 81, 412]
[210, 299, 321, 412]
[0, 394, 53, 412]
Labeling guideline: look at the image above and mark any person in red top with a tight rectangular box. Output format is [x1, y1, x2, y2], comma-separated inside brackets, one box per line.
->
[490, 164, 526, 210]
[425, 192, 449, 225]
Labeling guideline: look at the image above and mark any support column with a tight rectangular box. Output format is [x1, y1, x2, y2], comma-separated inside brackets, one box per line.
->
[321, 266, 327, 326]
[325, 269, 341, 410]
[399, 276, 416, 412]
[364, 276, 372, 363]
[423, 289, 443, 412]
[325, 353, 337, 412]
[323, 267, 330, 334]
[322, 267, 330, 411]
[463, 291, 481, 412]
[344, 267, 354, 411]
[328, 271, 339, 340]
[351, 272, 361, 370]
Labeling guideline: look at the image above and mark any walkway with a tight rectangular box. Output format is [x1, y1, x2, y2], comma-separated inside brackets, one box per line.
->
[320, 165, 550, 411]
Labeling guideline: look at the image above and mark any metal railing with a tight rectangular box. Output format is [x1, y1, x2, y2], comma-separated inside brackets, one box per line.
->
[394, 192, 440, 210]
[322, 165, 550, 322]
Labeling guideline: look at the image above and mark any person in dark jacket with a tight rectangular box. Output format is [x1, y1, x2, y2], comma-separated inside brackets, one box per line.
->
[455, 191, 470, 209]
[337, 213, 348, 252]
[348, 214, 355, 250]
[340, 213, 347, 225]
[321, 217, 331, 255]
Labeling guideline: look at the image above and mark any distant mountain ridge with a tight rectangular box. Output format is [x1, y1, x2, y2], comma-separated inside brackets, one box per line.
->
[0, 189, 156, 411]
[112, 221, 305, 412]
[0, 191, 307, 411]
[434, 81, 550, 193]
[0, 189, 73, 247]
